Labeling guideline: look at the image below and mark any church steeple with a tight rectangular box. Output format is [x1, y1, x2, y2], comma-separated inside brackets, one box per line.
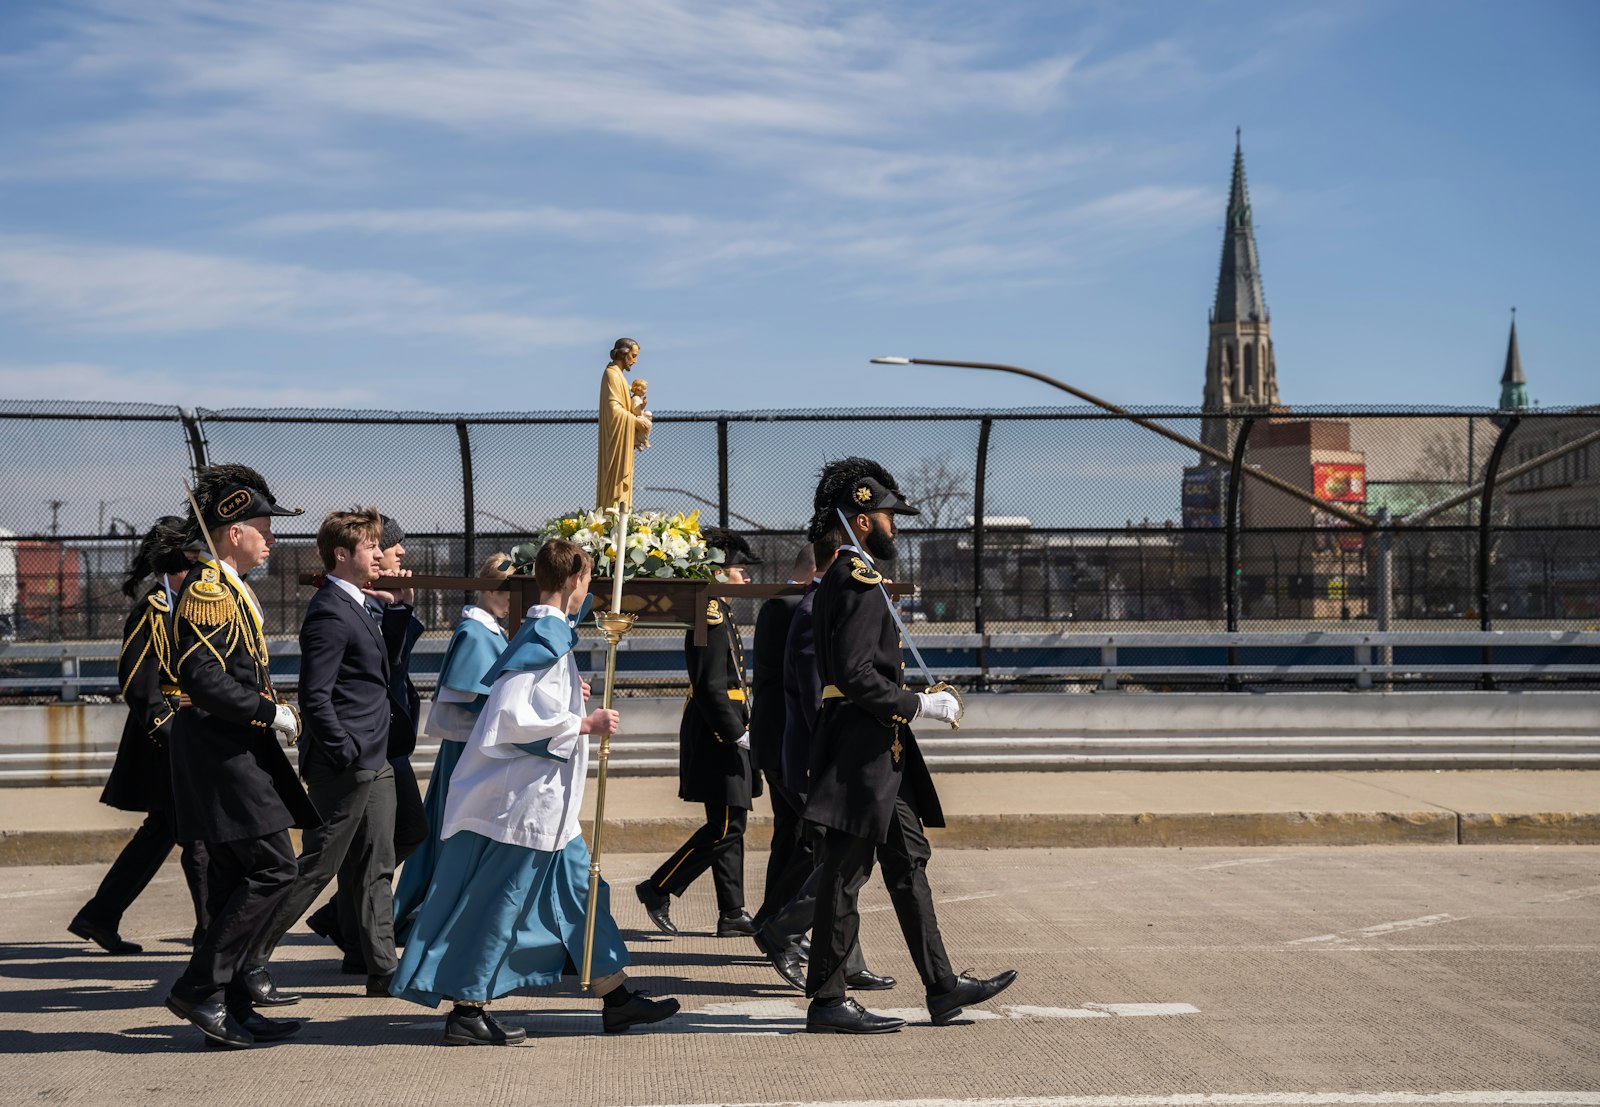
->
[1498, 309, 1528, 412]
[1202, 130, 1279, 456]
[1212, 128, 1269, 326]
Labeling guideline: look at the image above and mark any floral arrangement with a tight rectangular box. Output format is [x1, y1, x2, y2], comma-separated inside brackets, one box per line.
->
[512, 508, 722, 580]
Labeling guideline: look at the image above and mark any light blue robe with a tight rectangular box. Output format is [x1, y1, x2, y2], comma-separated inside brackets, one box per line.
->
[390, 595, 629, 1006]
[393, 613, 506, 943]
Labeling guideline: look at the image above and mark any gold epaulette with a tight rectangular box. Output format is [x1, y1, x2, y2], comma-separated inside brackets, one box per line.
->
[849, 557, 883, 586]
[147, 591, 171, 614]
[179, 566, 237, 627]
[705, 599, 725, 626]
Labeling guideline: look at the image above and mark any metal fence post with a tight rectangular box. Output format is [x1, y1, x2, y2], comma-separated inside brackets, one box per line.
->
[716, 418, 730, 529]
[456, 420, 476, 588]
[1224, 418, 1256, 689]
[1478, 416, 1520, 688]
[1373, 507, 1393, 690]
[973, 418, 992, 688]
[179, 407, 209, 473]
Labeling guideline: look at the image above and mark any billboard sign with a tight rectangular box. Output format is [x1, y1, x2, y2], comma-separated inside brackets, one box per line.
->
[1182, 465, 1227, 529]
[1313, 462, 1366, 503]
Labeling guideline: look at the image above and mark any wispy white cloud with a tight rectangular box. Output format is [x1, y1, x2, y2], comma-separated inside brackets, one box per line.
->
[0, 361, 378, 408]
[0, 235, 605, 349]
[7, 0, 1088, 198]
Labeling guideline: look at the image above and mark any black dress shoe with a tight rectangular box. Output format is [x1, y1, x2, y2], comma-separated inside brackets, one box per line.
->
[634, 882, 677, 935]
[752, 930, 806, 991]
[602, 989, 681, 1033]
[365, 972, 394, 997]
[926, 969, 1019, 1026]
[67, 915, 142, 955]
[229, 1009, 303, 1042]
[797, 936, 811, 961]
[805, 998, 905, 1035]
[239, 966, 301, 1007]
[845, 968, 897, 992]
[165, 991, 254, 1048]
[715, 910, 756, 937]
[444, 1005, 527, 1046]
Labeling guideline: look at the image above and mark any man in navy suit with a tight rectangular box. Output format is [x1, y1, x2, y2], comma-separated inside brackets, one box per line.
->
[302, 514, 428, 969]
[244, 507, 400, 1000]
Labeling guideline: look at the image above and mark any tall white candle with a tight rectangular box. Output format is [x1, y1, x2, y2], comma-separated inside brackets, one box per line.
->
[610, 508, 629, 613]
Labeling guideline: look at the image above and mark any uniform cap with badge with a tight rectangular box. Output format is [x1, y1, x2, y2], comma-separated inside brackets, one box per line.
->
[805, 457, 920, 542]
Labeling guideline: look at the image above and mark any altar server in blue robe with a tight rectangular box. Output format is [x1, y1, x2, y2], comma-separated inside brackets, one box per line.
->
[390, 539, 680, 1046]
[392, 552, 515, 944]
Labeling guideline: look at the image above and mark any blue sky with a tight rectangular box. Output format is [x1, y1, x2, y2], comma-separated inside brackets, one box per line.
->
[0, 0, 1595, 414]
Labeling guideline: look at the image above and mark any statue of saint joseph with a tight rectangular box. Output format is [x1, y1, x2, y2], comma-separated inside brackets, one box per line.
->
[596, 338, 652, 510]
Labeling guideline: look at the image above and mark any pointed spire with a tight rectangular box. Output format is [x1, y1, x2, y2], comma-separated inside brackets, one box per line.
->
[1498, 308, 1529, 411]
[1212, 130, 1268, 325]
[1501, 308, 1524, 384]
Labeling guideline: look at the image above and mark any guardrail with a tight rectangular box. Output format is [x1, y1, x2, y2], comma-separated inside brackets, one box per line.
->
[4, 630, 1598, 700]
[6, 689, 1598, 784]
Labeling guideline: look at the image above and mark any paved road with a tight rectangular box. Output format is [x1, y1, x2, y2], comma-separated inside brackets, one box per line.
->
[2, 847, 1597, 1107]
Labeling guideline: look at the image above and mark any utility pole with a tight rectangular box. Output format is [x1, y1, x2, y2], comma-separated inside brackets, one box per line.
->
[47, 500, 64, 538]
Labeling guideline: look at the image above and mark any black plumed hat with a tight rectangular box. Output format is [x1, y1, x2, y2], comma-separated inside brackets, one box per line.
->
[183, 462, 303, 546]
[805, 457, 919, 541]
[121, 516, 194, 597]
[700, 527, 761, 566]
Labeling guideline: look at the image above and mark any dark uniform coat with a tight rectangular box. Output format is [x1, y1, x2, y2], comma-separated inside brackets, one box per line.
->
[678, 597, 762, 808]
[100, 583, 182, 813]
[750, 593, 802, 779]
[168, 561, 320, 843]
[803, 549, 944, 843]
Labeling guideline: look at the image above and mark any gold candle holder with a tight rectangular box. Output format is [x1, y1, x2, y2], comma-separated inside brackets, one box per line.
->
[579, 609, 636, 989]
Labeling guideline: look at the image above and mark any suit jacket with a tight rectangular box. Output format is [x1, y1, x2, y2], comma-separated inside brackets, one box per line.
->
[802, 551, 943, 843]
[750, 592, 802, 778]
[779, 580, 822, 794]
[169, 563, 320, 843]
[376, 601, 424, 760]
[677, 598, 761, 808]
[101, 584, 181, 813]
[298, 580, 394, 774]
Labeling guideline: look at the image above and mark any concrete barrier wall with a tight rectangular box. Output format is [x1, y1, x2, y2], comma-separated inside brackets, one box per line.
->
[3, 691, 1598, 785]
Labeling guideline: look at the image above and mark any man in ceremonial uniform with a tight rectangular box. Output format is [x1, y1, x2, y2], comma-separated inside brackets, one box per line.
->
[70, 517, 208, 954]
[635, 528, 763, 937]
[802, 458, 1016, 1035]
[164, 465, 318, 1049]
[749, 543, 814, 931]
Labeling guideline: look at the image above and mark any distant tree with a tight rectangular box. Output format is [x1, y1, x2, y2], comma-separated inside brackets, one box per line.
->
[900, 453, 972, 528]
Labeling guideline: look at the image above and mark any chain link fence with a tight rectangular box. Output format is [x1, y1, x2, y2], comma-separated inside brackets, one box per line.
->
[3, 401, 1597, 690]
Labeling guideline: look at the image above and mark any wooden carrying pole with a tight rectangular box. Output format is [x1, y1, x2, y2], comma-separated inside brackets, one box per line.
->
[580, 510, 635, 989]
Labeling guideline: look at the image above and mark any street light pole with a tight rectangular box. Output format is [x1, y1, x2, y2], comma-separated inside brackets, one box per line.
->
[870, 357, 1371, 529]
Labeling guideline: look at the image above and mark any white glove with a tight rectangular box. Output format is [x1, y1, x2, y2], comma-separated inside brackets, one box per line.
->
[271, 703, 300, 740]
[735, 731, 751, 750]
[916, 691, 960, 724]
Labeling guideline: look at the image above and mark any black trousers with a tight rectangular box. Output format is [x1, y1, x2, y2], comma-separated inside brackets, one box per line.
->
[249, 761, 398, 974]
[172, 830, 296, 1005]
[78, 809, 211, 937]
[647, 803, 748, 914]
[308, 753, 428, 956]
[390, 754, 428, 865]
[754, 776, 812, 926]
[806, 791, 952, 1002]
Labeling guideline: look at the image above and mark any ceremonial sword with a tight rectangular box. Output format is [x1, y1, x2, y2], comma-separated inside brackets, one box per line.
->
[835, 507, 964, 730]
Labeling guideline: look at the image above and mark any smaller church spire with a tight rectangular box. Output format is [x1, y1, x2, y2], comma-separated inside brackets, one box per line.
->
[1498, 308, 1528, 411]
